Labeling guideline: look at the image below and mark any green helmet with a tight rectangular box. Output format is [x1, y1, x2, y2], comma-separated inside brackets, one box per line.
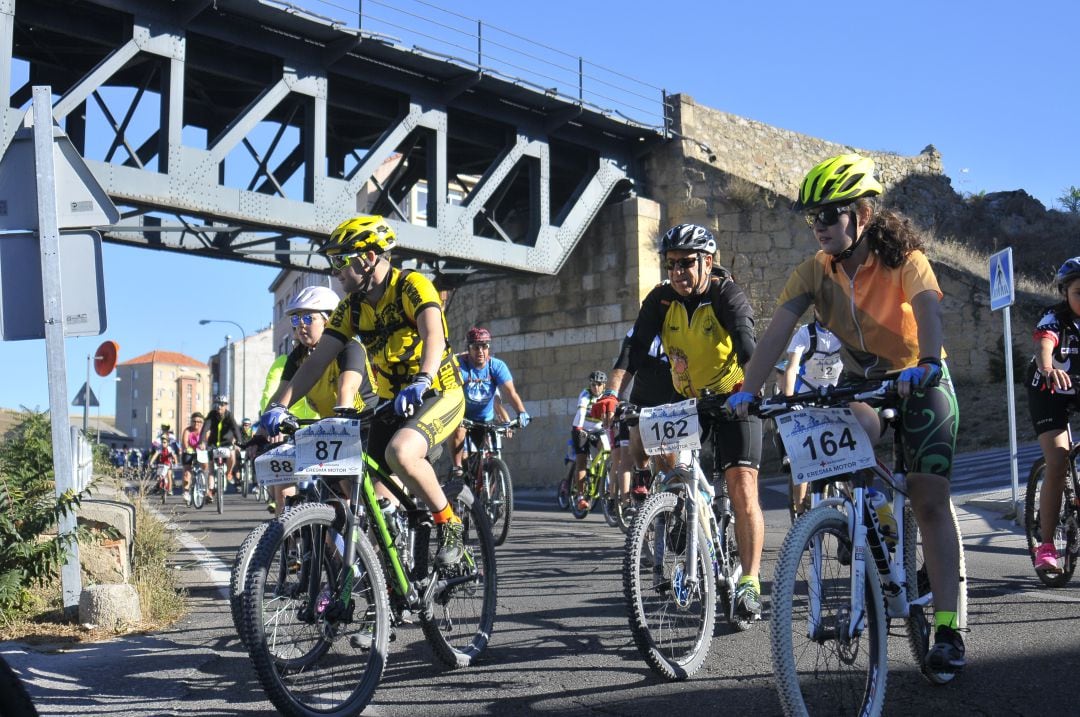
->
[793, 154, 883, 211]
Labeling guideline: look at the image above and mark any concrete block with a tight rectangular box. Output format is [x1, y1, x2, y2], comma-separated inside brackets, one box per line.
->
[79, 583, 142, 630]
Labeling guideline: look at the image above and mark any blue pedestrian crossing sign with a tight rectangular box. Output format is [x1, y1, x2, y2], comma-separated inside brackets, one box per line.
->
[989, 247, 1015, 311]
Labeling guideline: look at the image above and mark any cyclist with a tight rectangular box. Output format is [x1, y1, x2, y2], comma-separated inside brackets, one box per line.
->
[201, 395, 242, 502]
[601, 328, 681, 515]
[781, 316, 843, 514]
[599, 223, 765, 622]
[258, 285, 379, 515]
[179, 412, 204, 503]
[1026, 256, 1080, 573]
[572, 370, 609, 511]
[148, 424, 179, 493]
[262, 215, 468, 568]
[728, 153, 965, 672]
[450, 326, 530, 477]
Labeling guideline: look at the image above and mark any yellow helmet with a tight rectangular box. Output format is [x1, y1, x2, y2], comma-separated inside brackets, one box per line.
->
[322, 215, 397, 256]
[793, 154, 883, 211]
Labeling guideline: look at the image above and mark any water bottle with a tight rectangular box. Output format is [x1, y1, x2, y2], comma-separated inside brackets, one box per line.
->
[867, 488, 897, 549]
[379, 498, 400, 538]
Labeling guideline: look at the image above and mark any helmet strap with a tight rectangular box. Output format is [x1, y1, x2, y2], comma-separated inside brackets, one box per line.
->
[828, 209, 864, 273]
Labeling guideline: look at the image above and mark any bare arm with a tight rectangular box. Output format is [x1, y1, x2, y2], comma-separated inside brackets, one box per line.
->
[607, 367, 630, 398]
[783, 350, 802, 396]
[269, 334, 346, 408]
[337, 369, 362, 408]
[415, 306, 445, 379]
[911, 290, 944, 362]
[740, 305, 803, 397]
[499, 379, 527, 415]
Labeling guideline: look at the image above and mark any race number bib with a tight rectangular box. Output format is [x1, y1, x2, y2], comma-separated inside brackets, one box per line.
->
[639, 399, 701, 456]
[775, 407, 875, 484]
[294, 418, 365, 475]
[254, 443, 297, 486]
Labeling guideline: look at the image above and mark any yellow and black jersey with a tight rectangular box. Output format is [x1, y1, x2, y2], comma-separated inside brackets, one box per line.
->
[325, 268, 462, 399]
[627, 269, 756, 398]
[281, 339, 378, 417]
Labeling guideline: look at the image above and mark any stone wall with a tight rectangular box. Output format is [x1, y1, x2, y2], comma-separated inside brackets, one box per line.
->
[446, 196, 662, 487]
[443, 93, 1045, 487]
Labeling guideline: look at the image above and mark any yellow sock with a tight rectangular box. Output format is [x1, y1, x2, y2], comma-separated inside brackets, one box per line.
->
[432, 503, 461, 525]
[738, 574, 760, 592]
[934, 610, 959, 630]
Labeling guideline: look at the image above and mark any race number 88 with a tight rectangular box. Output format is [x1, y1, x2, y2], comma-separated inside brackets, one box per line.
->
[269, 460, 293, 473]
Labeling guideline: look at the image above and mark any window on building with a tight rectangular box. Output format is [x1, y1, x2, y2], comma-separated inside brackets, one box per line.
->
[133, 388, 138, 398]
[133, 369, 139, 379]
[131, 409, 136, 419]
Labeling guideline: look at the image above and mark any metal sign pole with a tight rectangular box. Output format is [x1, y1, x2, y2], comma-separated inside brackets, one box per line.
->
[33, 86, 81, 614]
[1003, 305, 1019, 515]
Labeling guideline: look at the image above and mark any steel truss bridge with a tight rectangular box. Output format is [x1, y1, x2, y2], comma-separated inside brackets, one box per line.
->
[0, 0, 666, 283]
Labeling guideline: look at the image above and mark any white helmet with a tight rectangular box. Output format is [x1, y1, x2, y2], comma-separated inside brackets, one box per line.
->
[287, 286, 340, 315]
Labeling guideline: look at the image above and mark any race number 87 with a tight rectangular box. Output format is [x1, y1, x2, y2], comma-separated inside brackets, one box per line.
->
[801, 428, 857, 459]
[315, 440, 342, 461]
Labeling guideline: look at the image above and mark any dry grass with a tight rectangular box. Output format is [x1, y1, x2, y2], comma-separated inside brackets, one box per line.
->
[927, 235, 1056, 296]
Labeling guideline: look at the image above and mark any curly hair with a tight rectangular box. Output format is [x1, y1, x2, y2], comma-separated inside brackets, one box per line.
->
[854, 198, 925, 269]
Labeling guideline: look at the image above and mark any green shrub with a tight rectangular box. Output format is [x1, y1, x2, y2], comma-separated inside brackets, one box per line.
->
[0, 410, 85, 610]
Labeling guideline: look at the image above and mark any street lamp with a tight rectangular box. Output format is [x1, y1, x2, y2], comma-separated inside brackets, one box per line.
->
[200, 319, 247, 424]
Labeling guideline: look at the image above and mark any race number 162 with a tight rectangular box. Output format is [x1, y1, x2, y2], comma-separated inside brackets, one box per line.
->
[649, 418, 690, 442]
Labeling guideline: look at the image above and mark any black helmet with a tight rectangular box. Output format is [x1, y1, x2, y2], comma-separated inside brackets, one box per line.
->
[660, 224, 717, 255]
[589, 370, 607, 383]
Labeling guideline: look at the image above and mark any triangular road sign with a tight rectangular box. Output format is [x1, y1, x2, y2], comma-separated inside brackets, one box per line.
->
[72, 382, 99, 407]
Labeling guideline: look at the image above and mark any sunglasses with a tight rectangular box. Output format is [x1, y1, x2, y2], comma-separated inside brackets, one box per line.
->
[664, 256, 700, 272]
[470, 342, 490, 350]
[804, 205, 853, 228]
[327, 253, 359, 271]
[290, 314, 318, 327]
[590, 381, 604, 386]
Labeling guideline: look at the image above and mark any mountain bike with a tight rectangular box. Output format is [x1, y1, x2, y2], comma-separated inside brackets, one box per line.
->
[571, 428, 612, 520]
[622, 395, 749, 681]
[242, 399, 497, 716]
[754, 380, 968, 716]
[1024, 423, 1080, 587]
[154, 462, 173, 505]
[210, 446, 232, 514]
[460, 417, 520, 546]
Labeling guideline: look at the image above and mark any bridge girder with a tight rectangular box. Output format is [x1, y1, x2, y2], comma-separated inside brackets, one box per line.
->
[1, 0, 661, 276]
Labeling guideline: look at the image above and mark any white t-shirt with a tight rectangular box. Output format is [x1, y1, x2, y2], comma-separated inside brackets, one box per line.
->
[786, 322, 844, 390]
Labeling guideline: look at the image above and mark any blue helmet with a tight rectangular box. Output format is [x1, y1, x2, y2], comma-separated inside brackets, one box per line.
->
[1055, 256, 1080, 294]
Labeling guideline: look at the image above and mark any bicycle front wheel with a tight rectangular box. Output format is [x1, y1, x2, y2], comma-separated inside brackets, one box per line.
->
[623, 491, 716, 681]
[216, 467, 226, 514]
[192, 471, 206, 509]
[1024, 457, 1078, 588]
[482, 457, 513, 546]
[905, 500, 968, 685]
[243, 503, 389, 717]
[771, 506, 887, 716]
[557, 464, 572, 510]
[231, 520, 271, 648]
[420, 492, 498, 668]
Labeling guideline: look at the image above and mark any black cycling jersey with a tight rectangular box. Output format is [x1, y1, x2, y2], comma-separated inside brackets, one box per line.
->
[1025, 301, 1080, 386]
[613, 328, 680, 408]
[203, 409, 242, 447]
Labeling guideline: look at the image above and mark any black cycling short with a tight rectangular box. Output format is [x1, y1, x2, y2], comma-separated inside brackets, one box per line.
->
[1027, 374, 1080, 436]
[181, 452, 195, 467]
[704, 413, 762, 472]
[614, 419, 630, 447]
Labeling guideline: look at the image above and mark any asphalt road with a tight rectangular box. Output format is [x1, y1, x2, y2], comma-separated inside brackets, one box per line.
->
[5, 466, 1080, 717]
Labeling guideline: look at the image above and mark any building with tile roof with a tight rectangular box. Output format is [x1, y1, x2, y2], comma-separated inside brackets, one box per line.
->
[115, 351, 209, 445]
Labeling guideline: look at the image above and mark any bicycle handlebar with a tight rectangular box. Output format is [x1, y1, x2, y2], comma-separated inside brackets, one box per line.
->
[749, 379, 898, 418]
[461, 417, 521, 433]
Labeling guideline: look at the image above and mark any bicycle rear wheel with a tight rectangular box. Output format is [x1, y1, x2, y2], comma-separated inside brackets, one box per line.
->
[243, 503, 388, 717]
[905, 500, 968, 685]
[557, 463, 573, 510]
[771, 506, 887, 716]
[1024, 457, 1078, 588]
[419, 491, 498, 668]
[623, 491, 716, 681]
[482, 457, 513, 546]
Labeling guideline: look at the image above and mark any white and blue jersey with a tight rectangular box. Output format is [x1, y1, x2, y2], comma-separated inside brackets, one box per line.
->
[460, 355, 513, 421]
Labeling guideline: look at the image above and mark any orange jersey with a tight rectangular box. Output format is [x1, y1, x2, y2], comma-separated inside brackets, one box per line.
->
[776, 249, 945, 377]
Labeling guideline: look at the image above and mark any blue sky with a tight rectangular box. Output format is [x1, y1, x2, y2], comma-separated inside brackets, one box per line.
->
[1, 0, 1076, 417]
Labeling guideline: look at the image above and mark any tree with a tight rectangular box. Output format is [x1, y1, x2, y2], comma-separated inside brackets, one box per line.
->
[1058, 185, 1080, 213]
